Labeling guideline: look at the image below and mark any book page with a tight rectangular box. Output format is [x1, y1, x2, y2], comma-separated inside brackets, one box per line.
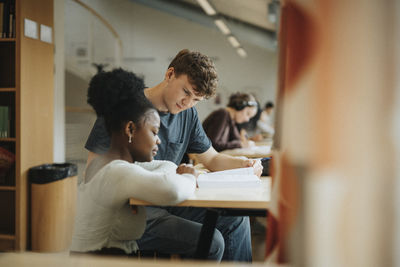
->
[202, 167, 255, 176]
[197, 167, 260, 188]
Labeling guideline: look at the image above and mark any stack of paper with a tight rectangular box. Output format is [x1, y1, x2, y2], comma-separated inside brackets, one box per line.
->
[197, 167, 260, 188]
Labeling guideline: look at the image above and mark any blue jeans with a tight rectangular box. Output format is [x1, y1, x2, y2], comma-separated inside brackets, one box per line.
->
[136, 207, 252, 262]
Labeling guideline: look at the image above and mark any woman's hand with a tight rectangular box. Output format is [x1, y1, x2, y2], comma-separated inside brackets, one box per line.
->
[250, 134, 263, 142]
[176, 163, 199, 178]
[247, 140, 255, 147]
[241, 139, 256, 148]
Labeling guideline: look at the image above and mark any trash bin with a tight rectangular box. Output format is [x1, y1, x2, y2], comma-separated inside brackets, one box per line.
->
[29, 163, 78, 252]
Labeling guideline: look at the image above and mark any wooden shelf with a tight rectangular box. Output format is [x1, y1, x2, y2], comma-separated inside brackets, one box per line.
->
[0, 0, 17, 252]
[0, 186, 16, 191]
[0, 234, 15, 240]
[0, 0, 54, 252]
[0, 88, 16, 92]
[0, 38, 16, 42]
[0, 138, 16, 142]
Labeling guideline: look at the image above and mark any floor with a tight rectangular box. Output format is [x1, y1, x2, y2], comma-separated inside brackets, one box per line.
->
[4, 221, 266, 265]
[251, 216, 267, 262]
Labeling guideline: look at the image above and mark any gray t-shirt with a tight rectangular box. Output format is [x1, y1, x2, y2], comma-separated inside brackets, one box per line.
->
[85, 107, 212, 165]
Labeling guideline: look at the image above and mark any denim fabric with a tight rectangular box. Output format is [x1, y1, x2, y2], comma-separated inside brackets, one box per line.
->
[136, 210, 224, 260]
[136, 207, 252, 262]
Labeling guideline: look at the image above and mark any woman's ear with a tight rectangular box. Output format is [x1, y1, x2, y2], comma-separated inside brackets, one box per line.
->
[124, 121, 136, 139]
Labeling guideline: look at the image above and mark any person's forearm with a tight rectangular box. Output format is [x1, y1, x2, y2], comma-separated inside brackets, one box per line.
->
[203, 153, 246, 172]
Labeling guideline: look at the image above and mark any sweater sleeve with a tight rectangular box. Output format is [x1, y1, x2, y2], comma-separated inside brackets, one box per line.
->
[102, 160, 196, 206]
[203, 109, 242, 151]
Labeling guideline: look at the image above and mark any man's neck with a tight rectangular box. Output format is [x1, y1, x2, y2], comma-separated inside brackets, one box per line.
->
[144, 82, 169, 113]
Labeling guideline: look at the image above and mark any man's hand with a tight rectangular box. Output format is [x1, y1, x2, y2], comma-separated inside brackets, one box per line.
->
[243, 159, 263, 177]
[176, 163, 198, 177]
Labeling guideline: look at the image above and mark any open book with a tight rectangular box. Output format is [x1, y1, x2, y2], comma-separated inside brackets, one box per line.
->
[197, 167, 261, 188]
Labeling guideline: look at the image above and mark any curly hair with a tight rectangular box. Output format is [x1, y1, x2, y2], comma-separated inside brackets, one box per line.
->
[87, 68, 155, 133]
[168, 49, 218, 99]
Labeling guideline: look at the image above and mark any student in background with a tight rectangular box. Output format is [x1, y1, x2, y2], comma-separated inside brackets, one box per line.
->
[256, 101, 275, 138]
[237, 99, 263, 142]
[70, 69, 216, 258]
[84, 50, 262, 262]
[202, 92, 258, 152]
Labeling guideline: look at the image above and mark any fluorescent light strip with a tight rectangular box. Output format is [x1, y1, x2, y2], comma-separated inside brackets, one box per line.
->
[227, 35, 240, 48]
[214, 19, 231, 35]
[196, 0, 217, 16]
[237, 48, 247, 58]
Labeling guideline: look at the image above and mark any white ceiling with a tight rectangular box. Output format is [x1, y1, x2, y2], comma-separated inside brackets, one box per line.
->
[181, 0, 276, 32]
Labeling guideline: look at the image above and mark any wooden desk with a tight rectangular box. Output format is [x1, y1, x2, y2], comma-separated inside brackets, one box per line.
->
[129, 177, 271, 259]
[129, 177, 271, 209]
[220, 145, 272, 158]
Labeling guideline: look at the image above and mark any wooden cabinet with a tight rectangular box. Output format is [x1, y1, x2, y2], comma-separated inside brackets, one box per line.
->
[0, 0, 53, 251]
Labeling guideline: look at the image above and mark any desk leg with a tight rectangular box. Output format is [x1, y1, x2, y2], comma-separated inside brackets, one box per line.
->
[194, 209, 220, 259]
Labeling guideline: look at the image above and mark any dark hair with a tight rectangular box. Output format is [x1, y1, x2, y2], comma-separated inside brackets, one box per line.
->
[227, 93, 258, 111]
[265, 101, 274, 109]
[87, 68, 155, 133]
[168, 49, 218, 99]
[238, 104, 262, 131]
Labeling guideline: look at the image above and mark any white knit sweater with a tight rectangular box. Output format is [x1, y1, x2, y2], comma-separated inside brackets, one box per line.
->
[70, 160, 196, 253]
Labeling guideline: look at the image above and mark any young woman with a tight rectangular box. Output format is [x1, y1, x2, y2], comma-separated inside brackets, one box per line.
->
[70, 69, 199, 256]
[202, 93, 258, 152]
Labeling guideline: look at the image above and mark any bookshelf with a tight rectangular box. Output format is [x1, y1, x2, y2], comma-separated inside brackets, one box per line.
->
[0, 0, 54, 251]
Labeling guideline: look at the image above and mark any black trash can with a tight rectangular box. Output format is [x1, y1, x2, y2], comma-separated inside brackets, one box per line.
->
[29, 163, 78, 252]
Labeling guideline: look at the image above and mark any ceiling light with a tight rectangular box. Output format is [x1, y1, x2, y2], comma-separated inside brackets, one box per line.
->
[237, 48, 247, 58]
[227, 35, 240, 48]
[214, 19, 231, 35]
[196, 0, 217, 16]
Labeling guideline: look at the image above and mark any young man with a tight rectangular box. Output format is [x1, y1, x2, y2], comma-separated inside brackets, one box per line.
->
[85, 49, 262, 261]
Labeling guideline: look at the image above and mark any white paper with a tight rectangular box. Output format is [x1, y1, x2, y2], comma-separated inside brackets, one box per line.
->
[40, 24, 52, 43]
[24, 18, 38, 39]
[197, 167, 260, 188]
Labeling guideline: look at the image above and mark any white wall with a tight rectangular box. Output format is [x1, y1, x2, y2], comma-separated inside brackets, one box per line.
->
[53, 0, 65, 162]
[65, 0, 278, 120]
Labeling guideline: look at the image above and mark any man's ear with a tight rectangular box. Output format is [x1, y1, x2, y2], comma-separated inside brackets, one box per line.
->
[165, 67, 175, 81]
[124, 121, 136, 137]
